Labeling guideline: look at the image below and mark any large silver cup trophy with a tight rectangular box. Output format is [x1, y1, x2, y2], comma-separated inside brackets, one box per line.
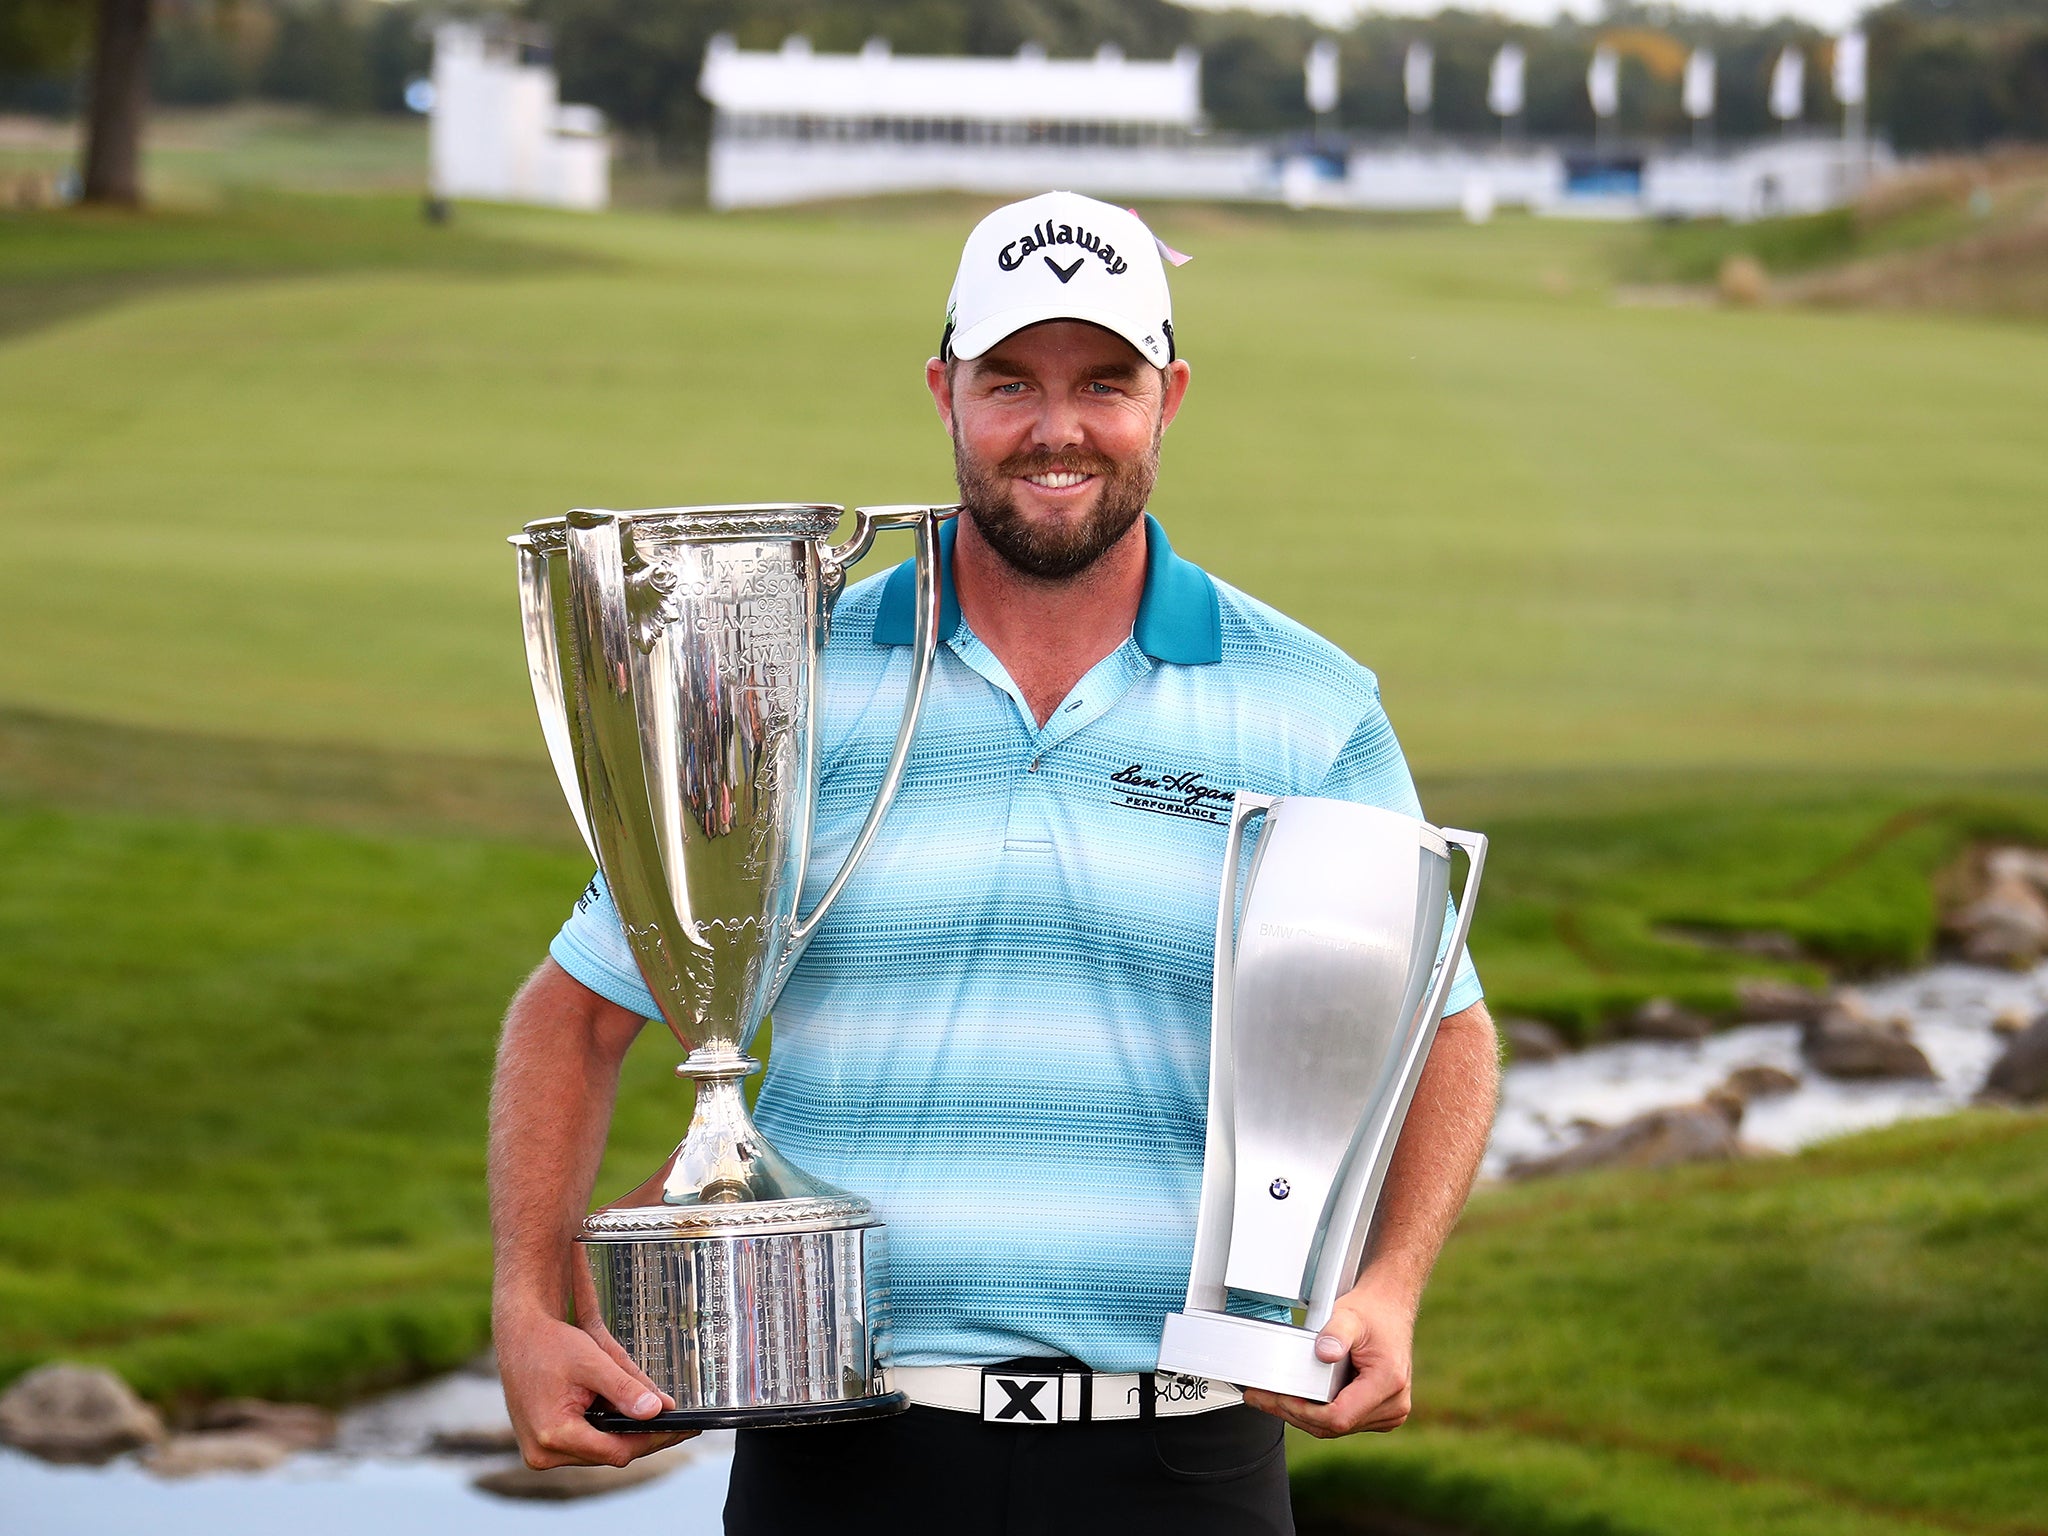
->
[1157, 795, 1486, 1401]
[512, 502, 957, 1428]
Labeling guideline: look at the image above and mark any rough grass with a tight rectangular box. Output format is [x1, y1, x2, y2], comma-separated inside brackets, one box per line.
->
[1293, 1113, 2048, 1536]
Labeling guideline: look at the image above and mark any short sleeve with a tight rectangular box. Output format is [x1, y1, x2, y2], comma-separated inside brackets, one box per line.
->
[1313, 699, 1485, 1020]
[550, 871, 662, 1020]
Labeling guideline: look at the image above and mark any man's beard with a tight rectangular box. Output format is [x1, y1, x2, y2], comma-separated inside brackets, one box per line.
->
[953, 429, 1161, 581]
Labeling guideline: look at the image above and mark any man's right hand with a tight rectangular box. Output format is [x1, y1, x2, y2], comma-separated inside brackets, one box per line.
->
[497, 1309, 695, 1469]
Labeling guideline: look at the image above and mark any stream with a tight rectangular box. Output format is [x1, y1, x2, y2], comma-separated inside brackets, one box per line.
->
[7, 960, 2039, 1530]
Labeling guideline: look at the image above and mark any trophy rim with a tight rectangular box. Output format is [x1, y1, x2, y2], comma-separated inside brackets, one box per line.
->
[579, 1192, 877, 1241]
[517, 503, 845, 553]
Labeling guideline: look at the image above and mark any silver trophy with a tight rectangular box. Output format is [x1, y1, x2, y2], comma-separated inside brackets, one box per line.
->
[1157, 795, 1486, 1402]
[512, 502, 956, 1428]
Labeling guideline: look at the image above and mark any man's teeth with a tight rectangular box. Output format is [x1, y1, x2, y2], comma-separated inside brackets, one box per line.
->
[1025, 471, 1092, 489]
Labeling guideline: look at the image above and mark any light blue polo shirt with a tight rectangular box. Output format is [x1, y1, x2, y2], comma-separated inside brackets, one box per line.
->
[552, 515, 1482, 1373]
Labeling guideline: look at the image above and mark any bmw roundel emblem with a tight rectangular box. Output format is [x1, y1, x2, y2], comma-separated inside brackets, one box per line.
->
[1269, 1177, 1291, 1200]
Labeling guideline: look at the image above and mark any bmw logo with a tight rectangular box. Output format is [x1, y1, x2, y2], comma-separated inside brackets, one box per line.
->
[1269, 1178, 1291, 1200]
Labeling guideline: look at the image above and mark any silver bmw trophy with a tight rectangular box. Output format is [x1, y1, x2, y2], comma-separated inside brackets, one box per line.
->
[512, 502, 957, 1428]
[1157, 795, 1486, 1402]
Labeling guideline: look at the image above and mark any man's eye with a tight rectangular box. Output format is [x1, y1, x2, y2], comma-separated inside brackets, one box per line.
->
[1086, 382, 1120, 396]
[992, 381, 1028, 395]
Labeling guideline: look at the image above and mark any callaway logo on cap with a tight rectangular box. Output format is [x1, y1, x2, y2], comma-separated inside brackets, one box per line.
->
[942, 191, 1180, 368]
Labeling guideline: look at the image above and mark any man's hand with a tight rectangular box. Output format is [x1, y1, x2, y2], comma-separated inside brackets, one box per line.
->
[497, 1307, 693, 1468]
[1243, 1281, 1417, 1438]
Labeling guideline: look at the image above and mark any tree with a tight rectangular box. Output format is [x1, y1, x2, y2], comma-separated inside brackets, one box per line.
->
[82, 0, 154, 203]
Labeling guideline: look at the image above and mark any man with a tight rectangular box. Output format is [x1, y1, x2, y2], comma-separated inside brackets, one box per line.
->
[489, 192, 1497, 1533]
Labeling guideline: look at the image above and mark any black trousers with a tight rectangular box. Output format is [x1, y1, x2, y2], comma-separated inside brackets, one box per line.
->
[724, 1404, 1293, 1535]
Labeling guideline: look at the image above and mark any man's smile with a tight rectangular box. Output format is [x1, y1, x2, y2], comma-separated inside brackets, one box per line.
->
[1020, 469, 1097, 491]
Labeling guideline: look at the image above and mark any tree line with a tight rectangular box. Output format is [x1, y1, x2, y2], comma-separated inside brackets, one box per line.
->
[6, 0, 2046, 204]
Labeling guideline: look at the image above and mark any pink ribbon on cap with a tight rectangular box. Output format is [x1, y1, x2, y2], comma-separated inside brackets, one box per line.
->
[1128, 208, 1192, 266]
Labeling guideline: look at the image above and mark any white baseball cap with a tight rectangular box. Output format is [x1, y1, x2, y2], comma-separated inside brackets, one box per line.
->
[941, 192, 1177, 369]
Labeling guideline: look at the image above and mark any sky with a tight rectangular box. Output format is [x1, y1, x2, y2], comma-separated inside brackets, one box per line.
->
[1180, 0, 1874, 28]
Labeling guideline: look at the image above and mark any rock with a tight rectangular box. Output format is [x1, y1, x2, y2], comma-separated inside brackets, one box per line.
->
[1734, 978, 1830, 1026]
[1720, 1063, 1801, 1102]
[1982, 1015, 2048, 1104]
[1718, 253, 1769, 305]
[1502, 1017, 1568, 1063]
[194, 1398, 336, 1450]
[1992, 1006, 2032, 1037]
[431, 1425, 523, 1455]
[473, 1441, 695, 1501]
[146, 1429, 295, 1478]
[1507, 1099, 1746, 1180]
[1948, 870, 2048, 968]
[1801, 998, 1935, 1080]
[1984, 847, 2048, 892]
[1622, 997, 1713, 1043]
[0, 1363, 166, 1464]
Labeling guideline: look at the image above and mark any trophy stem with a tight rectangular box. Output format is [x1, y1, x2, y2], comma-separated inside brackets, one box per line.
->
[650, 1049, 852, 1208]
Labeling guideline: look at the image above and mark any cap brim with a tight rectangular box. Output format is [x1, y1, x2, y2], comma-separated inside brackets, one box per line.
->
[949, 301, 1169, 369]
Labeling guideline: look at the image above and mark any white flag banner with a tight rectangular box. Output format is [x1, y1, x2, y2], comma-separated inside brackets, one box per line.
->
[1683, 48, 1716, 121]
[1587, 46, 1620, 120]
[1306, 39, 1340, 116]
[1833, 32, 1867, 107]
[1404, 41, 1434, 117]
[1488, 43, 1526, 118]
[1771, 45, 1806, 122]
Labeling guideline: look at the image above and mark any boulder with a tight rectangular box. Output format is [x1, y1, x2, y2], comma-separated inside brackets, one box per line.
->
[0, 1363, 166, 1464]
[1719, 1063, 1801, 1103]
[146, 1429, 295, 1478]
[1507, 1097, 1746, 1180]
[194, 1398, 336, 1451]
[431, 1425, 522, 1455]
[473, 1441, 695, 1501]
[1948, 870, 2048, 969]
[1984, 847, 2048, 892]
[1982, 1014, 2048, 1104]
[1501, 1018, 1568, 1063]
[1622, 997, 1713, 1043]
[1733, 978, 1830, 1027]
[1801, 997, 1935, 1080]
[1992, 1006, 2032, 1038]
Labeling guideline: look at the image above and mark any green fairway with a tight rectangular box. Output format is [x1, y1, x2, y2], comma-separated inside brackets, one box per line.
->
[3, 194, 2046, 776]
[5, 156, 2048, 1531]
[1294, 1112, 2048, 1536]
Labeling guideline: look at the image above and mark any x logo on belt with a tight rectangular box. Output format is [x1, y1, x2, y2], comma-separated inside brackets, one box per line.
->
[981, 1369, 1062, 1423]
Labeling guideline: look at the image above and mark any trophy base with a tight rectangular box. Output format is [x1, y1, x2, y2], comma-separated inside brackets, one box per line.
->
[580, 1197, 896, 1423]
[585, 1389, 909, 1433]
[1157, 1311, 1348, 1403]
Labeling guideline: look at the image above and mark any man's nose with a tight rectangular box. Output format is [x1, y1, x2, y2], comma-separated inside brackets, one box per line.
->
[1030, 392, 1087, 453]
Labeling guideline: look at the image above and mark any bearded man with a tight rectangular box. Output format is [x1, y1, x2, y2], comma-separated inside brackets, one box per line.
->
[488, 192, 1497, 1534]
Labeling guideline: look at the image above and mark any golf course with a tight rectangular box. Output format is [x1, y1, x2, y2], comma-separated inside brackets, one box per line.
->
[3, 115, 2046, 1533]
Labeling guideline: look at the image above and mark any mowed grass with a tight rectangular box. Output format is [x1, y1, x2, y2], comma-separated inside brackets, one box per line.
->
[2, 192, 2046, 775]
[1294, 1112, 2048, 1536]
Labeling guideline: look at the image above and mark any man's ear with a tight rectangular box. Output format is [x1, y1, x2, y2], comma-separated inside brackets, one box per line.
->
[925, 357, 955, 435]
[1159, 359, 1193, 432]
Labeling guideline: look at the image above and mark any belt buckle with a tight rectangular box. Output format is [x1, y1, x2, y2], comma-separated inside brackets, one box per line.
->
[980, 1365, 1065, 1424]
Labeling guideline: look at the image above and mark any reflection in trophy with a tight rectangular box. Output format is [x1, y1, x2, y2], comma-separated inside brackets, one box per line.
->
[512, 502, 956, 1428]
[1157, 795, 1486, 1402]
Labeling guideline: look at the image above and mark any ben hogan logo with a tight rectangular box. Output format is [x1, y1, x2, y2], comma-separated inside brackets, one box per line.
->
[998, 220, 1131, 277]
[1110, 763, 1233, 824]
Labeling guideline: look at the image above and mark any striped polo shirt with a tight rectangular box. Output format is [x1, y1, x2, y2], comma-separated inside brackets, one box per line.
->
[550, 515, 1483, 1374]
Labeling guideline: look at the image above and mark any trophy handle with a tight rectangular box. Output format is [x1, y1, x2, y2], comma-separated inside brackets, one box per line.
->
[774, 504, 960, 993]
[1184, 790, 1278, 1313]
[512, 532, 597, 861]
[1303, 826, 1488, 1333]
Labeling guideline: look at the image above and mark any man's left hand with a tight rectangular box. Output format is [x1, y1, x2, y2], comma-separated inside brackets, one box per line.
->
[1241, 1280, 1416, 1438]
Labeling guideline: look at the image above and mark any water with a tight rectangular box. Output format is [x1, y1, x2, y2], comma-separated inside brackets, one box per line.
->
[1, 1366, 735, 1535]
[1485, 960, 2046, 1177]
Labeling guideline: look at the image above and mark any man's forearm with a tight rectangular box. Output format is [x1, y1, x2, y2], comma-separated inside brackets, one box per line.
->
[488, 959, 645, 1326]
[1356, 999, 1499, 1309]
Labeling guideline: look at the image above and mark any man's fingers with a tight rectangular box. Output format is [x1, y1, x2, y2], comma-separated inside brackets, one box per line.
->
[575, 1346, 669, 1421]
[583, 1321, 676, 1410]
[530, 1420, 689, 1468]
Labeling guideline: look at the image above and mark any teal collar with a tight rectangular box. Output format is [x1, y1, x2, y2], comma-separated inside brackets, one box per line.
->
[872, 513, 1222, 666]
